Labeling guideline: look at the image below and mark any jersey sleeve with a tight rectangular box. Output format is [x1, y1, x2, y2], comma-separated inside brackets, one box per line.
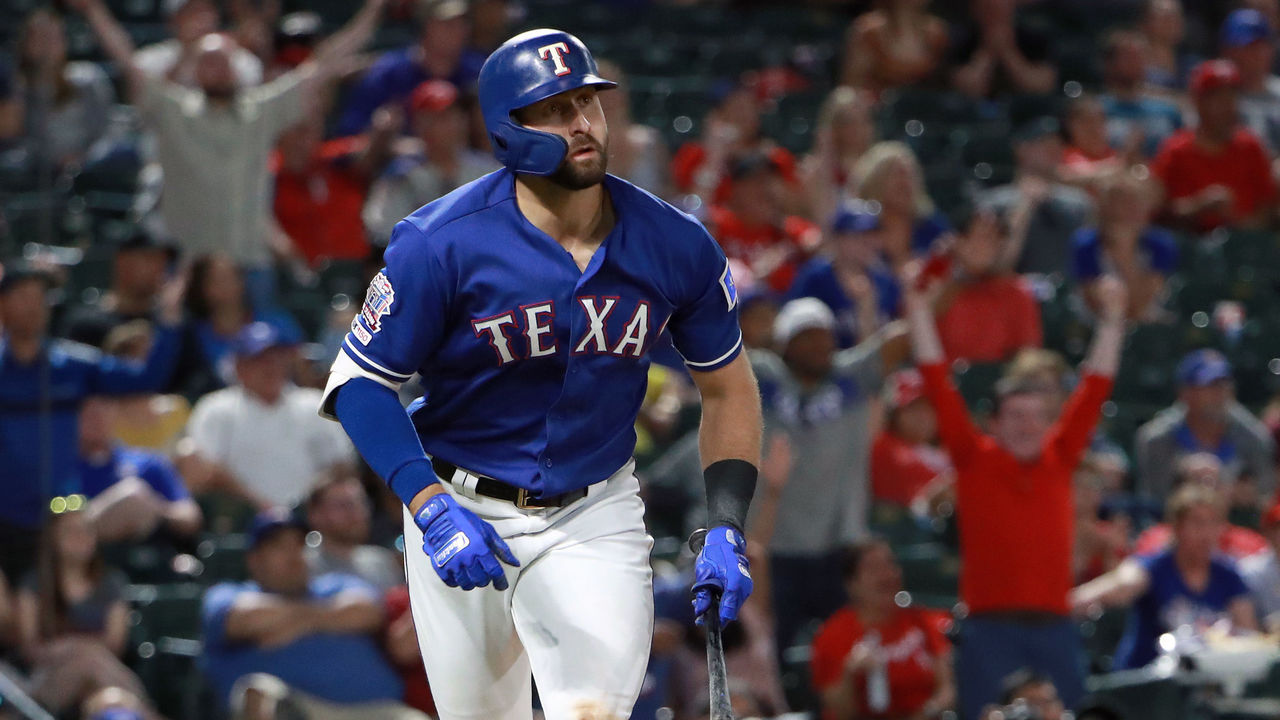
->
[666, 227, 744, 372]
[321, 221, 449, 418]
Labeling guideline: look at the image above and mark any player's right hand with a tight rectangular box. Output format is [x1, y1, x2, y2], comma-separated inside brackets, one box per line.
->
[413, 493, 520, 591]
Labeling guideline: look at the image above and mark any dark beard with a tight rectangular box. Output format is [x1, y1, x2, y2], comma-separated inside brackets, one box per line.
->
[547, 137, 608, 190]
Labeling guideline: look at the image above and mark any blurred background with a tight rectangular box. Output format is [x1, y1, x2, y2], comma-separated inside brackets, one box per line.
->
[2, 0, 1280, 718]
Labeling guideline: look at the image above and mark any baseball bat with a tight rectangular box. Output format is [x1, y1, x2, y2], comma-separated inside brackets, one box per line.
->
[689, 528, 734, 720]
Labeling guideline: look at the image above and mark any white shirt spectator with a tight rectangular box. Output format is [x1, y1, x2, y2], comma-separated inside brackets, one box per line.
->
[134, 40, 263, 88]
[187, 384, 353, 506]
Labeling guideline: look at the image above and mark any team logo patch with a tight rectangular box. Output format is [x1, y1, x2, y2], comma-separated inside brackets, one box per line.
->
[351, 317, 373, 345]
[719, 263, 737, 311]
[433, 530, 470, 567]
[360, 271, 395, 333]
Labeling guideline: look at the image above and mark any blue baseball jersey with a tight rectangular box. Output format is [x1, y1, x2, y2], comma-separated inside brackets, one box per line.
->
[328, 169, 742, 497]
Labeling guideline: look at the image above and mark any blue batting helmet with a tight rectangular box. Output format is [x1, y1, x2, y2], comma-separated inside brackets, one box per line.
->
[478, 29, 617, 176]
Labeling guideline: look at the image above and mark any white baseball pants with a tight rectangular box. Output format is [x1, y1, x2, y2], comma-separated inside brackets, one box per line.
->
[402, 461, 654, 720]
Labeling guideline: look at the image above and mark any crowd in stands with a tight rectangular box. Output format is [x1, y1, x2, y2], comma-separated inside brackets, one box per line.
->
[3, 0, 1280, 719]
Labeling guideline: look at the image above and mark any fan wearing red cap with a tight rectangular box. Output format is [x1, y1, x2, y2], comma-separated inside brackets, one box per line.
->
[1151, 59, 1275, 232]
[1241, 498, 1280, 631]
[363, 79, 500, 245]
[870, 369, 953, 514]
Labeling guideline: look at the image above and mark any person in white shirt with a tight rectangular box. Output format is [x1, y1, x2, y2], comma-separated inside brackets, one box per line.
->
[132, 0, 263, 89]
[305, 473, 404, 594]
[181, 322, 354, 510]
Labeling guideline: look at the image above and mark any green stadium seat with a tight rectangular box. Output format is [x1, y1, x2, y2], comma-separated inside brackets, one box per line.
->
[895, 542, 960, 597]
[869, 503, 934, 547]
[952, 362, 1004, 416]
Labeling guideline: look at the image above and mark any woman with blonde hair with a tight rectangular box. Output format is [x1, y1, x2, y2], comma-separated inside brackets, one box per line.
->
[850, 141, 950, 270]
[799, 87, 878, 226]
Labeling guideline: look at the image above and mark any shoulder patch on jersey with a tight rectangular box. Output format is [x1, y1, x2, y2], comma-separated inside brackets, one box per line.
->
[350, 316, 373, 345]
[719, 262, 737, 311]
[360, 271, 395, 333]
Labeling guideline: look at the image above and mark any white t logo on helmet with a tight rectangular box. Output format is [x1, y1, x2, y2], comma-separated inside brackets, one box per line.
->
[538, 42, 572, 76]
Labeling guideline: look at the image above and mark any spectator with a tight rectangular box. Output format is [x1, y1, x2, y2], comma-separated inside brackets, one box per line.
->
[738, 291, 781, 352]
[133, 0, 263, 88]
[74, 0, 386, 309]
[984, 669, 1067, 720]
[304, 473, 403, 594]
[13, 8, 116, 171]
[382, 585, 436, 716]
[1099, 30, 1183, 159]
[1060, 94, 1137, 193]
[0, 262, 182, 581]
[61, 230, 177, 349]
[671, 80, 800, 212]
[849, 141, 949, 270]
[934, 207, 1043, 363]
[1135, 349, 1276, 505]
[787, 208, 901, 348]
[201, 508, 425, 718]
[1071, 484, 1258, 670]
[1140, 0, 1196, 92]
[839, 0, 949, 97]
[1004, 347, 1074, 412]
[78, 396, 202, 543]
[705, 152, 821, 294]
[1222, 9, 1280, 154]
[871, 369, 953, 515]
[272, 106, 398, 268]
[1241, 500, 1280, 631]
[1131, 453, 1268, 560]
[1074, 459, 1127, 584]
[798, 87, 877, 227]
[1152, 59, 1275, 232]
[362, 80, 500, 246]
[594, 60, 670, 197]
[181, 322, 354, 511]
[468, 0, 511, 53]
[335, 0, 485, 136]
[750, 298, 911, 659]
[949, 0, 1057, 100]
[906, 265, 1125, 718]
[810, 538, 956, 720]
[181, 254, 303, 396]
[1071, 172, 1177, 322]
[981, 117, 1095, 276]
[14, 505, 148, 715]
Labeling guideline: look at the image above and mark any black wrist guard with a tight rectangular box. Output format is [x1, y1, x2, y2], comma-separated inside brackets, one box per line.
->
[704, 459, 758, 534]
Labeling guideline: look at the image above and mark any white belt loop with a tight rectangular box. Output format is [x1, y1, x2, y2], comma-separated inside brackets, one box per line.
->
[457, 469, 481, 500]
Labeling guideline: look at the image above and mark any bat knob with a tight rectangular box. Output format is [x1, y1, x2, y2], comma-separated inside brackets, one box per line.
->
[688, 527, 708, 553]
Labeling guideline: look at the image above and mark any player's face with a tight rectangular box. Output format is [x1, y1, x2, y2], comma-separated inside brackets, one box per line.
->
[993, 392, 1054, 462]
[248, 528, 310, 595]
[518, 87, 610, 190]
[0, 279, 50, 340]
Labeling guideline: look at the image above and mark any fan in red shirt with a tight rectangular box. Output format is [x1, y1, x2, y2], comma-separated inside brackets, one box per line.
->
[871, 368, 953, 513]
[671, 79, 800, 210]
[705, 152, 821, 293]
[905, 265, 1126, 719]
[272, 109, 398, 267]
[932, 207, 1043, 363]
[810, 538, 956, 720]
[1151, 59, 1276, 232]
[1131, 452, 1268, 560]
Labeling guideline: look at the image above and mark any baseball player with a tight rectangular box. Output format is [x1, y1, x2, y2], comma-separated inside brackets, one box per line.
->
[321, 29, 762, 720]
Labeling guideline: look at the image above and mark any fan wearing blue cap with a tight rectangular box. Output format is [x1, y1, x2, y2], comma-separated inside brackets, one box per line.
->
[323, 28, 763, 719]
[1135, 349, 1276, 504]
[1221, 8, 1280, 154]
[785, 207, 901, 348]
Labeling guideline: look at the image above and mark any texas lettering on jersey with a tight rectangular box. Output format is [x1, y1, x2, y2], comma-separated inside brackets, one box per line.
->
[471, 297, 659, 365]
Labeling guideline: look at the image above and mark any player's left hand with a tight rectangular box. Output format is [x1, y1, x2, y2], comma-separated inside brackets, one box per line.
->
[691, 526, 753, 626]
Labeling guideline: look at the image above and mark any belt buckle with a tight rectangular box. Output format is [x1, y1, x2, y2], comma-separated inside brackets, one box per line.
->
[514, 488, 542, 510]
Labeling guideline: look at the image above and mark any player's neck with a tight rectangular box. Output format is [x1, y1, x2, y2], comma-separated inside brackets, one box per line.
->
[515, 176, 612, 245]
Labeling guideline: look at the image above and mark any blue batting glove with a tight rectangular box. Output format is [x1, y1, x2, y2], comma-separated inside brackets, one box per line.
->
[414, 493, 520, 591]
[691, 526, 753, 626]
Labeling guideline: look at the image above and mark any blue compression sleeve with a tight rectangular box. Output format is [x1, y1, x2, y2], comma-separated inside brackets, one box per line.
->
[332, 377, 440, 506]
